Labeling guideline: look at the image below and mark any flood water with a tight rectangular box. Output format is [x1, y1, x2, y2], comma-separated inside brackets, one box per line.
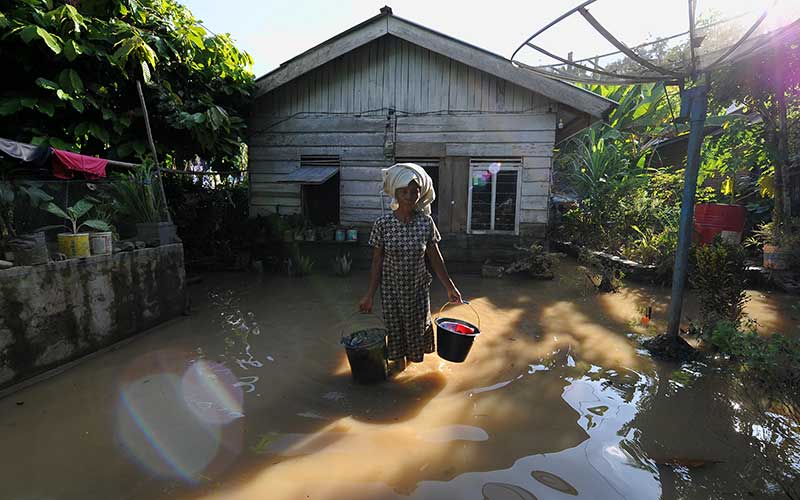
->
[1, 259, 798, 499]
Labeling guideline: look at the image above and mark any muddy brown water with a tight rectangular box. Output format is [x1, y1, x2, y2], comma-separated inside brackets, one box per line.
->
[0, 259, 798, 499]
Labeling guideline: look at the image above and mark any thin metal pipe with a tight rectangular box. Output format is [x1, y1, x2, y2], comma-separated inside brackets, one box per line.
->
[666, 84, 708, 339]
[510, 0, 598, 62]
[524, 42, 657, 80]
[578, 7, 684, 77]
[704, 6, 770, 71]
[513, 54, 658, 84]
[688, 0, 697, 76]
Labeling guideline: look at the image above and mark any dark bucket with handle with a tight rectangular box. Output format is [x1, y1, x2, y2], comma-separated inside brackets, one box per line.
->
[435, 301, 481, 363]
[340, 312, 388, 383]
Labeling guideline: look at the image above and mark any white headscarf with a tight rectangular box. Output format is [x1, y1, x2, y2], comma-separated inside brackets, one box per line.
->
[382, 163, 436, 215]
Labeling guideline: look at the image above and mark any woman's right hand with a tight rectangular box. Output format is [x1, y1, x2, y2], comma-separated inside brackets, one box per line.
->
[359, 295, 373, 313]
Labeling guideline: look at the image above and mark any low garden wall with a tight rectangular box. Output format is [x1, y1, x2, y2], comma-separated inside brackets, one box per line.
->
[0, 244, 186, 390]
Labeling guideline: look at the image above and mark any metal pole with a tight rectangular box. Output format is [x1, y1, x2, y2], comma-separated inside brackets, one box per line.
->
[666, 85, 708, 338]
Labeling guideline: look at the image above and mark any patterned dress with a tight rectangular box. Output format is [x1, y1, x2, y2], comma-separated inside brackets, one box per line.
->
[369, 211, 441, 362]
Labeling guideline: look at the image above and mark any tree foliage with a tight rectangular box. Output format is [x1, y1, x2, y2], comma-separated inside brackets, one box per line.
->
[0, 0, 255, 168]
[710, 37, 800, 232]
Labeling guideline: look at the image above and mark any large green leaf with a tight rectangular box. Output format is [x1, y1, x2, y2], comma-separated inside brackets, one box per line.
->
[81, 219, 111, 232]
[35, 77, 58, 91]
[45, 202, 71, 220]
[89, 124, 110, 144]
[141, 61, 151, 84]
[19, 185, 53, 206]
[74, 121, 91, 137]
[35, 27, 62, 53]
[68, 199, 94, 220]
[63, 39, 82, 61]
[0, 98, 22, 116]
[67, 69, 84, 94]
[112, 37, 137, 67]
[70, 98, 85, 113]
[37, 100, 55, 117]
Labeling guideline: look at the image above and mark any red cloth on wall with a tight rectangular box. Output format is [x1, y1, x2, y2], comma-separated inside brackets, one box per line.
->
[52, 149, 108, 180]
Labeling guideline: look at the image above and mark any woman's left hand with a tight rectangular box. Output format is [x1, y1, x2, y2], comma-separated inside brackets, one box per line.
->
[447, 285, 462, 304]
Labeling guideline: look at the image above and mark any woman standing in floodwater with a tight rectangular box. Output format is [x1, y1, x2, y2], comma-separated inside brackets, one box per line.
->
[359, 163, 462, 372]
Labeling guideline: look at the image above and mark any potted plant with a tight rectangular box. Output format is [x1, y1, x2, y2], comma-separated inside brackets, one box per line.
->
[1, 180, 53, 265]
[109, 161, 175, 245]
[41, 198, 111, 258]
[750, 220, 800, 270]
[332, 252, 352, 276]
[294, 254, 314, 276]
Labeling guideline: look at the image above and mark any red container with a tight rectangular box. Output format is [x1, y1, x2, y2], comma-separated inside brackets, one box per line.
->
[694, 204, 746, 245]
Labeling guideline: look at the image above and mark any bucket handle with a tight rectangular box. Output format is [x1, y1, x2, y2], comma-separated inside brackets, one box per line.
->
[339, 310, 385, 341]
[436, 300, 481, 330]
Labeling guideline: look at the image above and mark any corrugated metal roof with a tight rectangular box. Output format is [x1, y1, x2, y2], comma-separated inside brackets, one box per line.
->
[277, 166, 339, 184]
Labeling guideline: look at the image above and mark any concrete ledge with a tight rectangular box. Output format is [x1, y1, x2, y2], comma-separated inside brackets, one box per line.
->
[0, 244, 186, 389]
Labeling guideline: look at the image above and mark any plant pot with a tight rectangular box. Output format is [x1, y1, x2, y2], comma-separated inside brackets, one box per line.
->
[346, 229, 358, 241]
[90, 232, 113, 255]
[20, 231, 46, 246]
[6, 233, 49, 265]
[58, 233, 91, 258]
[135, 222, 176, 246]
[763, 244, 789, 270]
[335, 229, 346, 242]
[320, 227, 335, 241]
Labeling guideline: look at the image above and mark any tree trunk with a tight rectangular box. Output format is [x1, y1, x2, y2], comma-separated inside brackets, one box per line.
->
[773, 42, 792, 240]
[775, 87, 788, 238]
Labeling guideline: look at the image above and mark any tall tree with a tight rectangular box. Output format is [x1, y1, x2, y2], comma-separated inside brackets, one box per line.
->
[0, 0, 254, 168]
[710, 37, 800, 236]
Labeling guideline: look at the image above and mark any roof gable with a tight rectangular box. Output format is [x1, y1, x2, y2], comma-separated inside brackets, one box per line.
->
[254, 10, 615, 118]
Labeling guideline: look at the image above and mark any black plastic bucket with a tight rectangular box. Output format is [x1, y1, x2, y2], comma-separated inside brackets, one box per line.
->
[341, 329, 388, 383]
[436, 317, 480, 362]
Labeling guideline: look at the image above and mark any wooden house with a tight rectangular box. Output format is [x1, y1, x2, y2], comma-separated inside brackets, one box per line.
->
[247, 7, 614, 261]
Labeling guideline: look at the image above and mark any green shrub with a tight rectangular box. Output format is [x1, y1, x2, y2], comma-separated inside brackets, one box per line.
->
[690, 239, 749, 332]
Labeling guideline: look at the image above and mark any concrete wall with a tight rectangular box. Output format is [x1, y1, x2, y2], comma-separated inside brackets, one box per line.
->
[0, 244, 186, 389]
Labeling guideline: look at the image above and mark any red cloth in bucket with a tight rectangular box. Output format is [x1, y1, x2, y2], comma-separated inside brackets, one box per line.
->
[440, 321, 475, 335]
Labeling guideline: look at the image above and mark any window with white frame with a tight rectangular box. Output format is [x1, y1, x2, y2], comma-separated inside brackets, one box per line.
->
[467, 159, 521, 234]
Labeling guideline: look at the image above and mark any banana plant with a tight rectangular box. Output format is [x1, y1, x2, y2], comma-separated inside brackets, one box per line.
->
[41, 198, 110, 234]
[0, 179, 54, 238]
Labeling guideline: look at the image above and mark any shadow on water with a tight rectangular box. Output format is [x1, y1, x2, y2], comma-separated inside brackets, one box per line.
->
[176, 261, 799, 499]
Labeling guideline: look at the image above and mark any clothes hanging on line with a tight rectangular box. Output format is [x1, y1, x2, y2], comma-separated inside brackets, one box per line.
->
[0, 137, 52, 166]
[51, 148, 108, 180]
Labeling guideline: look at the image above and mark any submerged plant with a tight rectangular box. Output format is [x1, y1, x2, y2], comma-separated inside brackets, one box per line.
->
[294, 254, 314, 276]
[504, 244, 558, 278]
[579, 248, 624, 293]
[332, 252, 352, 276]
[690, 239, 749, 333]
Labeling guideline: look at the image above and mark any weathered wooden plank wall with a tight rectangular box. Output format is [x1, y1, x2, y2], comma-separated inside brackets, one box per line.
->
[253, 36, 550, 119]
[249, 35, 555, 233]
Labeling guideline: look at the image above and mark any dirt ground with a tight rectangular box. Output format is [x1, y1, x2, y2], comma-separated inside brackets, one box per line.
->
[0, 258, 797, 499]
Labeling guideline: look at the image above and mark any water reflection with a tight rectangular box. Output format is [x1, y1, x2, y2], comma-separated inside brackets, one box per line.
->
[408, 363, 660, 499]
[530, 470, 578, 495]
